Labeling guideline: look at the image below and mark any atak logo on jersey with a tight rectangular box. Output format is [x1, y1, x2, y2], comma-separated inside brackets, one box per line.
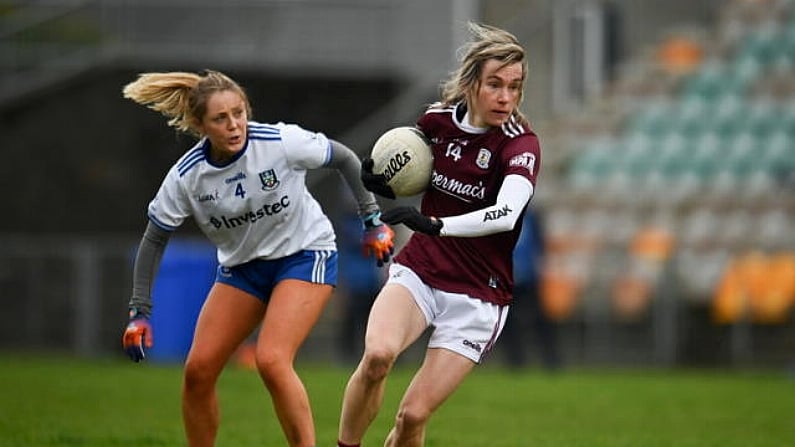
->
[259, 169, 280, 190]
[476, 148, 492, 169]
[483, 204, 512, 222]
[509, 152, 536, 175]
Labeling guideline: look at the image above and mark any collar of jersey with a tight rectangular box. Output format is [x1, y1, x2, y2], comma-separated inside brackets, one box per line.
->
[454, 102, 489, 135]
[201, 136, 249, 169]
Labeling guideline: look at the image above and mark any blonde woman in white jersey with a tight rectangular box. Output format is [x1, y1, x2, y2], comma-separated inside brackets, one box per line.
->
[120, 70, 395, 447]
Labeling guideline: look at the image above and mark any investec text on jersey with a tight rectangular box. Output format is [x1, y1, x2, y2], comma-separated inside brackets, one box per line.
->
[209, 195, 290, 229]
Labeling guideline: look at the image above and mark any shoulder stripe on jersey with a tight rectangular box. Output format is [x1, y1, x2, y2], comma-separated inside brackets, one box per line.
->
[178, 151, 206, 177]
[501, 116, 525, 138]
[425, 102, 455, 114]
[148, 214, 177, 232]
[177, 147, 203, 171]
[248, 122, 280, 133]
[249, 128, 280, 136]
[249, 123, 282, 141]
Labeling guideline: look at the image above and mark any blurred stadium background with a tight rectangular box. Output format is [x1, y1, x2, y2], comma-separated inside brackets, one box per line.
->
[1, 0, 793, 370]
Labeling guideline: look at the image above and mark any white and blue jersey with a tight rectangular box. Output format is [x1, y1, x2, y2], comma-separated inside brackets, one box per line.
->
[148, 121, 337, 267]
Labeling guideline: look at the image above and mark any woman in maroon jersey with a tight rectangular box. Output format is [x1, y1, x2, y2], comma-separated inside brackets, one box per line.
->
[337, 22, 542, 447]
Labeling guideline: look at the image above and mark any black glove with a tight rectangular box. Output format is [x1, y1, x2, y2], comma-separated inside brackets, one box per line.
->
[361, 157, 396, 199]
[381, 206, 443, 236]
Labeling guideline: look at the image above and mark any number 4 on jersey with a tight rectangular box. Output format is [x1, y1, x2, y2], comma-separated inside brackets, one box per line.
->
[235, 183, 247, 199]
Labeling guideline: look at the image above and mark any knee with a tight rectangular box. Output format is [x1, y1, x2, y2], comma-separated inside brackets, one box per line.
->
[394, 403, 431, 433]
[183, 356, 221, 393]
[255, 347, 292, 386]
[359, 348, 397, 383]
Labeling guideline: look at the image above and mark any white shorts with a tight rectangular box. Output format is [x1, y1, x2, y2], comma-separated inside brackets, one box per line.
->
[386, 263, 508, 363]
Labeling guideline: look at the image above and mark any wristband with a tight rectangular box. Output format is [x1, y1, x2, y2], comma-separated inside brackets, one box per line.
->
[362, 211, 384, 229]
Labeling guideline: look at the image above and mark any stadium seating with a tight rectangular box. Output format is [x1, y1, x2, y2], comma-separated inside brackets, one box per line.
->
[546, 0, 795, 330]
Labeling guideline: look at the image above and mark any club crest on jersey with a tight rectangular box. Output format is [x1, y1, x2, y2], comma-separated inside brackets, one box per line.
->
[259, 169, 280, 190]
[476, 148, 492, 169]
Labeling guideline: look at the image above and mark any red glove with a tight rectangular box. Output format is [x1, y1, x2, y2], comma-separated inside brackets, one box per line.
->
[362, 212, 395, 267]
[122, 309, 153, 362]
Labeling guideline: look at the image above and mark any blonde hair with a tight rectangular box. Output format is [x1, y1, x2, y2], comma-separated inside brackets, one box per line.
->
[122, 70, 252, 137]
[440, 22, 528, 124]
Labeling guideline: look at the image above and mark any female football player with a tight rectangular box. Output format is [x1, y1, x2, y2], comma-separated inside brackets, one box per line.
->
[120, 69, 394, 447]
[337, 22, 542, 447]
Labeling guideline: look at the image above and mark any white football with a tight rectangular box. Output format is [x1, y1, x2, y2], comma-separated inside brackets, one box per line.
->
[370, 126, 433, 197]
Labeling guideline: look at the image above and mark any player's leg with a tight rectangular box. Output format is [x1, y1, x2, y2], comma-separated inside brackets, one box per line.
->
[383, 288, 507, 446]
[256, 279, 333, 447]
[338, 283, 428, 445]
[384, 348, 476, 447]
[182, 282, 266, 447]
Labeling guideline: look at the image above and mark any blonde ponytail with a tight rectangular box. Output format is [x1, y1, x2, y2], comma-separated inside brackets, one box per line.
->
[123, 70, 251, 137]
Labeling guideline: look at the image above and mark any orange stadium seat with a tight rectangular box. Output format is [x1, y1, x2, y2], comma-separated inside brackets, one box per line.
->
[712, 251, 795, 324]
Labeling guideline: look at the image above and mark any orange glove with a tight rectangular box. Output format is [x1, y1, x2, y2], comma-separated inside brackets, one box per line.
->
[362, 212, 395, 267]
[122, 309, 153, 362]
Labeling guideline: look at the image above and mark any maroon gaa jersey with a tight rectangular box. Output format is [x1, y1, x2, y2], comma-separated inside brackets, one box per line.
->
[394, 102, 542, 306]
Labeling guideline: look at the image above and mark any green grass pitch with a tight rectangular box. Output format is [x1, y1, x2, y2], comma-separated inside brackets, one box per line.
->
[1, 354, 793, 446]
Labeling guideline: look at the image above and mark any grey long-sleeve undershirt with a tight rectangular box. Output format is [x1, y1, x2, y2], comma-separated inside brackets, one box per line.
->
[327, 139, 380, 217]
[128, 221, 170, 318]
